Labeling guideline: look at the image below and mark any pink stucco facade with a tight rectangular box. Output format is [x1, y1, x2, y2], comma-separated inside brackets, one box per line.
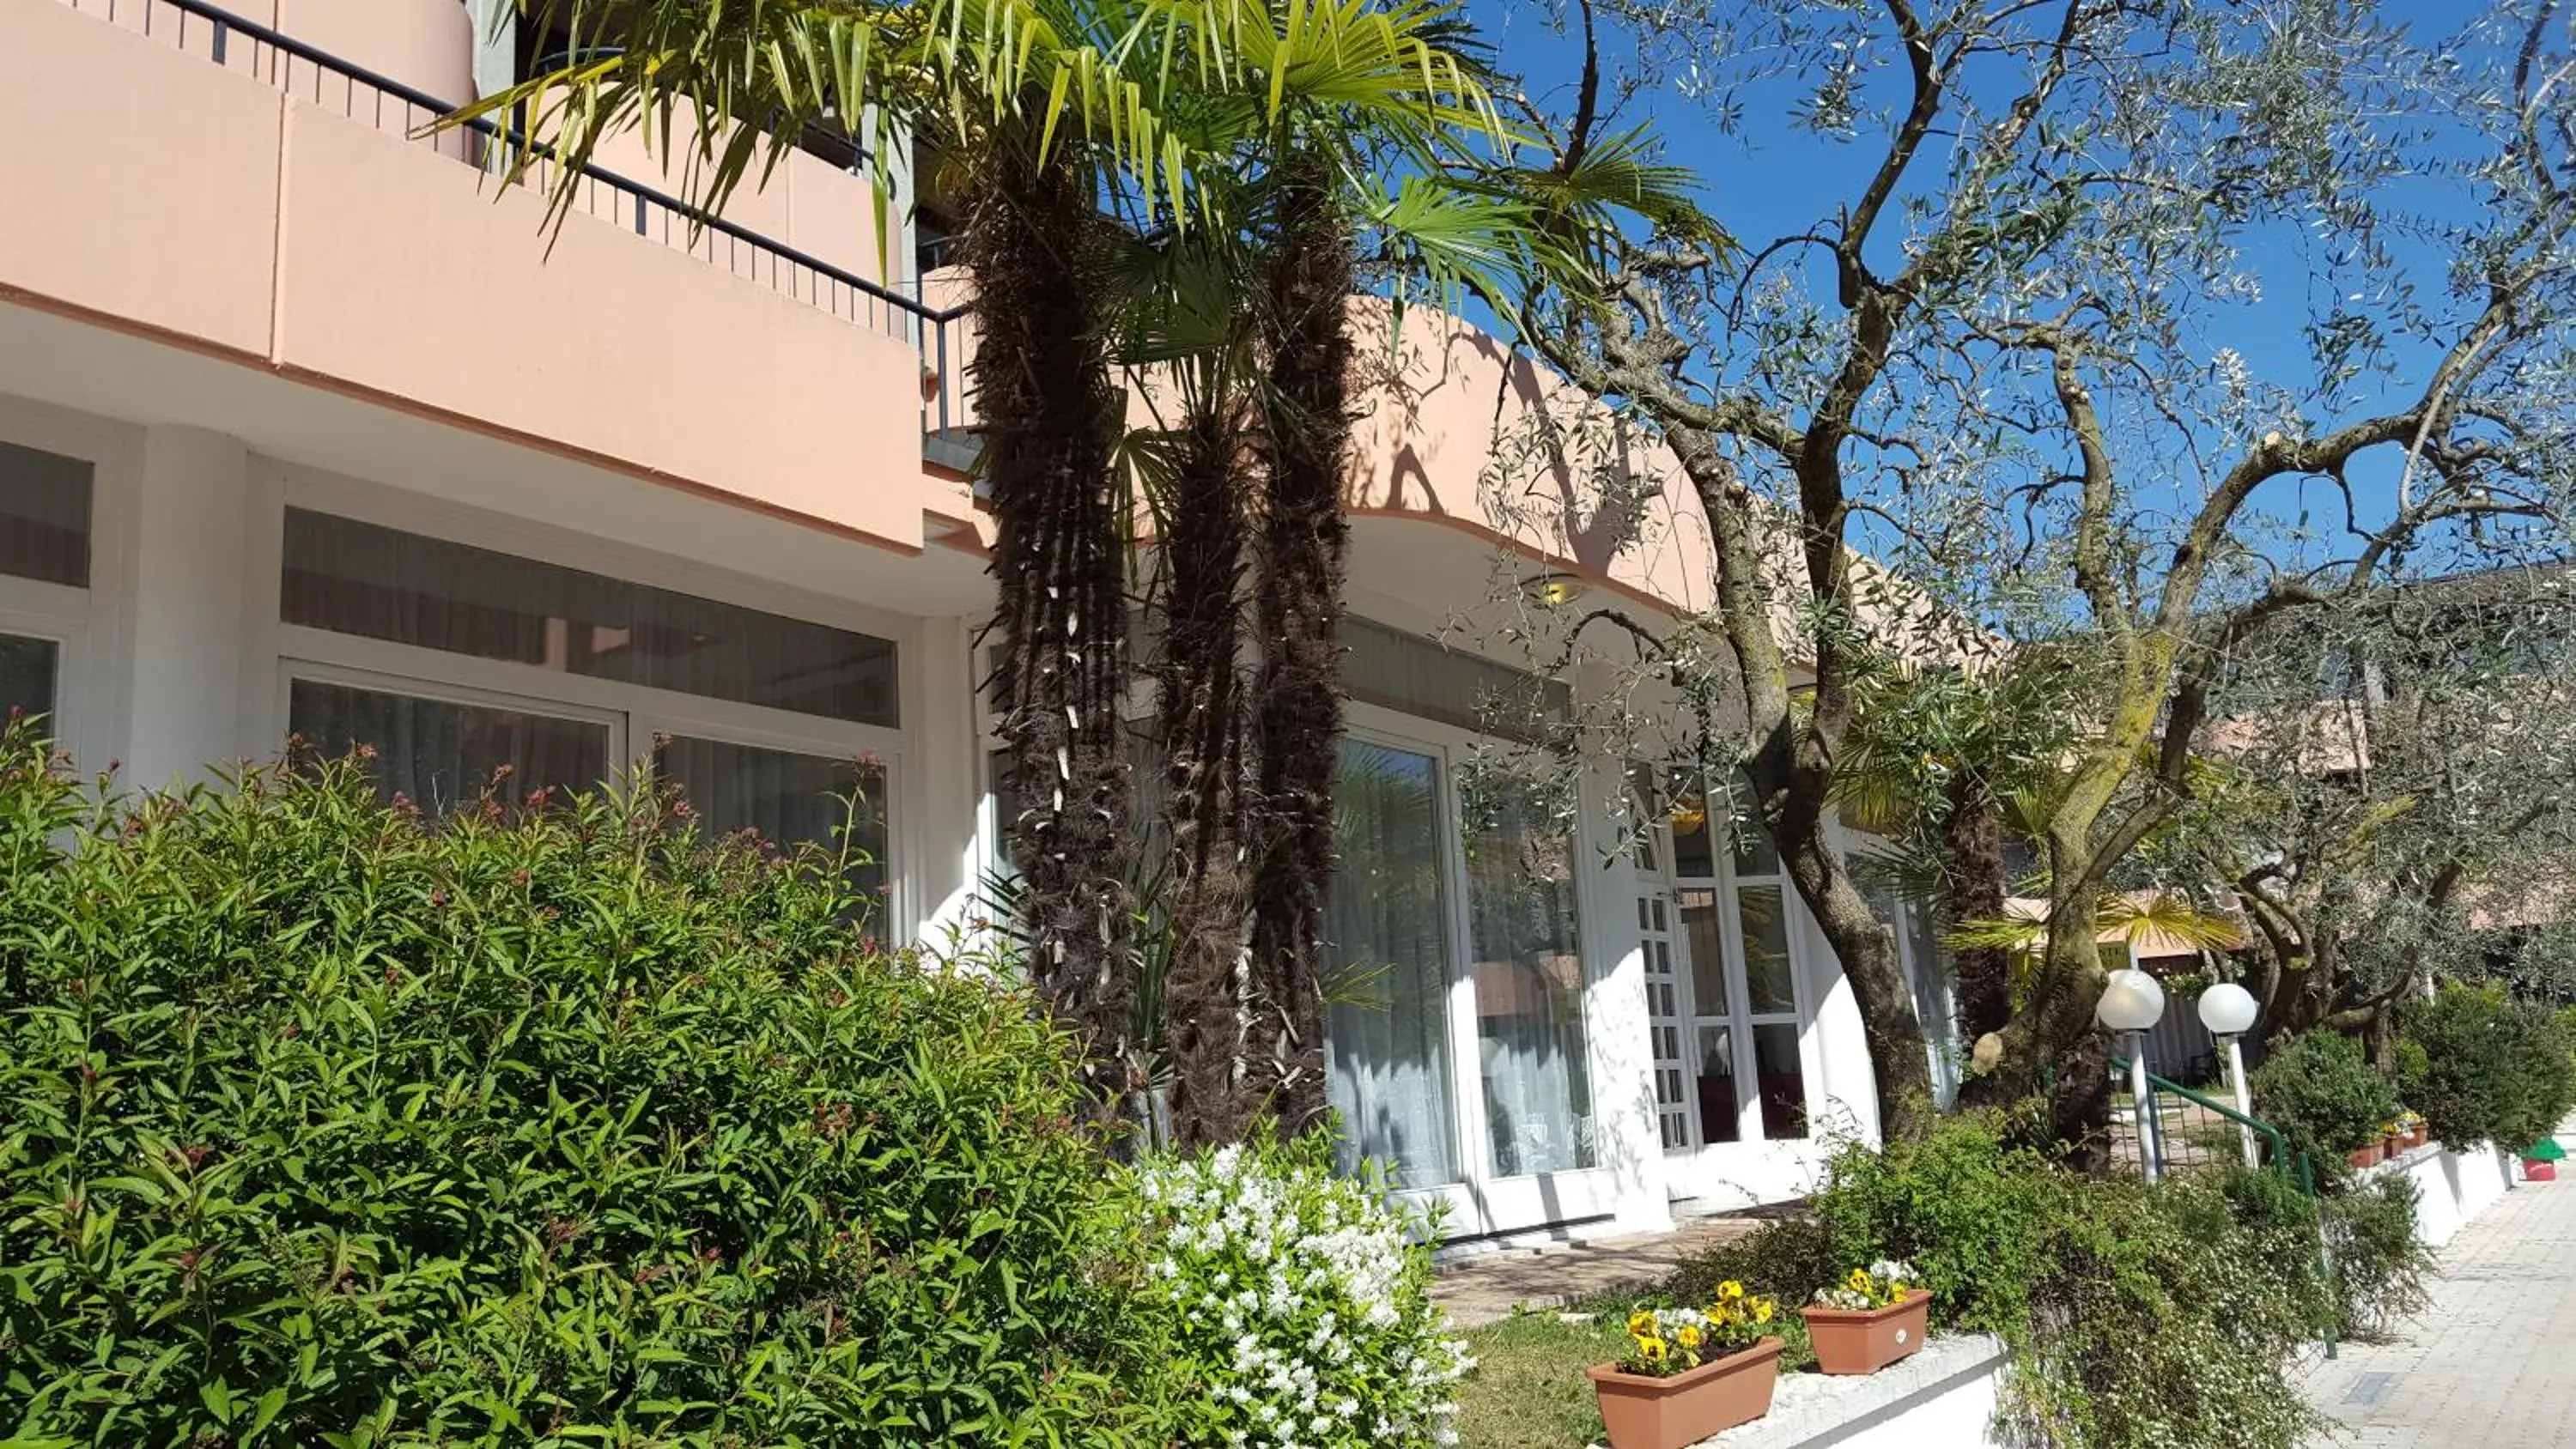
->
[0, 0, 1742, 615]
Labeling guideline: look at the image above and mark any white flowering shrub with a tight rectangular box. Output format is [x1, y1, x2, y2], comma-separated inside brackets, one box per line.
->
[1133, 1135, 1471, 1449]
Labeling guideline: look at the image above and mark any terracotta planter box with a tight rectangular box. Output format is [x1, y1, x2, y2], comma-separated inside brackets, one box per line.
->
[1801, 1288, 1934, 1376]
[1589, 1337, 1783, 1449]
[2406, 1127, 2430, 1149]
[2348, 1143, 2384, 1169]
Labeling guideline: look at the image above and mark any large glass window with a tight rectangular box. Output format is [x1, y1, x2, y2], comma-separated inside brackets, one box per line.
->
[1, 635, 59, 724]
[0, 441, 93, 589]
[283, 509, 899, 726]
[1344, 616, 1569, 745]
[1463, 768, 1595, 1176]
[1325, 739, 1460, 1189]
[659, 735, 889, 910]
[289, 678, 611, 814]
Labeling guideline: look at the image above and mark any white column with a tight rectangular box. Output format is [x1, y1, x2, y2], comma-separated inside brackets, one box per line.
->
[908, 614, 985, 954]
[119, 427, 253, 790]
[1575, 750, 1674, 1235]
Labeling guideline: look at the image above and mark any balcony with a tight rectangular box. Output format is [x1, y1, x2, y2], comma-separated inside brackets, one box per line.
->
[0, 0, 975, 550]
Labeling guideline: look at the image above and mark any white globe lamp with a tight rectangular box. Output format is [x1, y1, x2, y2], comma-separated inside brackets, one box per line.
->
[2097, 968, 2167, 1180]
[2095, 968, 2167, 1032]
[2197, 981, 2257, 1037]
[2197, 982, 2263, 1167]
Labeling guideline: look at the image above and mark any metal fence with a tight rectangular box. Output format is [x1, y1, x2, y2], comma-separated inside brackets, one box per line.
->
[57, 0, 971, 437]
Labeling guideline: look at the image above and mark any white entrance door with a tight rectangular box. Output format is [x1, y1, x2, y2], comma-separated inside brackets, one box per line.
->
[1637, 767, 1825, 1204]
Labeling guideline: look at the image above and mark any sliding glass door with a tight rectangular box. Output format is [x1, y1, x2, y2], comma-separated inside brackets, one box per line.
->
[1325, 738, 1461, 1190]
[1322, 712, 1615, 1236]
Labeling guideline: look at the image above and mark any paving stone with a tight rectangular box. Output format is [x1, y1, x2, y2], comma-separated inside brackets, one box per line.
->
[2299, 1171, 2576, 1447]
[1432, 1216, 1765, 1329]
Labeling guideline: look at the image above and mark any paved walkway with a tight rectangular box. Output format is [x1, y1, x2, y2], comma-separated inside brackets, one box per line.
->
[1432, 1215, 1761, 1328]
[2301, 1174, 2576, 1446]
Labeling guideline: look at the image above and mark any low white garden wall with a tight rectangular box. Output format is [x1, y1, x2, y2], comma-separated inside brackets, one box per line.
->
[1692, 1335, 2011, 1449]
[2361, 1141, 2513, 1247]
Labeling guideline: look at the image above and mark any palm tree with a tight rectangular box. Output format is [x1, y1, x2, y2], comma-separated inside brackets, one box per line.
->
[458, 0, 1227, 1122]
[457, 0, 1517, 1135]
[1100, 9, 1537, 1143]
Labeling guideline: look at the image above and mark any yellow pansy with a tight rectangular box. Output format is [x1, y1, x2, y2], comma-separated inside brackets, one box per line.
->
[1718, 1279, 1745, 1301]
[1637, 1337, 1668, 1363]
[1674, 1324, 1704, 1350]
[1628, 1310, 1658, 1337]
[1753, 1297, 1776, 1324]
[1848, 1268, 1874, 1294]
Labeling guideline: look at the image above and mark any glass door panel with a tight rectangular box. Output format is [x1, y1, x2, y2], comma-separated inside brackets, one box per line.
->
[1736, 885, 1798, 1014]
[1463, 772, 1595, 1176]
[1325, 739, 1461, 1189]
[1, 634, 58, 728]
[658, 736, 890, 910]
[1753, 1022, 1808, 1139]
[1695, 1025, 1742, 1143]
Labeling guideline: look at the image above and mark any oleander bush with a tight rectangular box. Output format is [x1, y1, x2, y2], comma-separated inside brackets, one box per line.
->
[2251, 1028, 2401, 1166]
[0, 724, 1162, 1447]
[2396, 984, 2576, 1152]
[1130, 1133, 1469, 1449]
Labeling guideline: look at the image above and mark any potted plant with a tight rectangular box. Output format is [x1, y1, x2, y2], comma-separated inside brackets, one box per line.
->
[1589, 1286, 1784, 1449]
[1801, 1260, 1933, 1376]
[2347, 1140, 2384, 1170]
[2523, 1137, 2564, 1181]
[2397, 1111, 2428, 1151]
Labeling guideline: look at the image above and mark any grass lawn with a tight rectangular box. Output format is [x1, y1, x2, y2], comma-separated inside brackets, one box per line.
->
[1454, 1313, 1626, 1449]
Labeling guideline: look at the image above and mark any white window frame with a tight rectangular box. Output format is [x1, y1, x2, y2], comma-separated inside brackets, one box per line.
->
[262, 470, 917, 938]
[1341, 699, 1620, 1240]
[0, 401, 131, 774]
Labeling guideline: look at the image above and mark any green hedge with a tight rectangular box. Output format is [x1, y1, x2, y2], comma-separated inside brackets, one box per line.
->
[2397, 984, 2576, 1153]
[0, 729, 1160, 1446]
[2251, 1028, 2399, 1164]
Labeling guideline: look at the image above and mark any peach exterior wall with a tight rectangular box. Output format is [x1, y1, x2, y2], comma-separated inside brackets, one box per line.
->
[0, 0, 283, 355]
[1343, 297, 1722, 615]
[0, 0, 939, 552]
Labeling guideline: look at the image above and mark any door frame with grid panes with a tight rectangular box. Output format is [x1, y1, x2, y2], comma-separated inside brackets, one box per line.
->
[1634, 766, 1823, 1188]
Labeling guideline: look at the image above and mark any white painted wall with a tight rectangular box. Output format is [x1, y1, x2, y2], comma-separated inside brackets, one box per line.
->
[2369, 1142, 2515, 1248]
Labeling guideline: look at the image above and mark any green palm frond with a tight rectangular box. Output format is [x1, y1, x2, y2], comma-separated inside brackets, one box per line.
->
[1947, 894, 2243, 959]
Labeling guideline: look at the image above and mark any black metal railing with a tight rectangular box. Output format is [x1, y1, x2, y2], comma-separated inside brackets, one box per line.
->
[57, 0, 971, 438]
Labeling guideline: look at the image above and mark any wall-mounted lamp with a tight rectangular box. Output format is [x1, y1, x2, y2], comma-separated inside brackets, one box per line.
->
[1520, 572, 1589, 609]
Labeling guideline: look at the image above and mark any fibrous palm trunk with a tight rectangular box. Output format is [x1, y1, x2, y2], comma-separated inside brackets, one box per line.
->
[962, 116, 1138, 1123]
[1941, 776, 2013, 1046]
[1158, 402, 1252, 1147]
[1247, 155, 1354, 1136]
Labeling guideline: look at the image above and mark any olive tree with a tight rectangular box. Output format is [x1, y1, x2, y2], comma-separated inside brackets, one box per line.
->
[1499, 0, 2576, 1146]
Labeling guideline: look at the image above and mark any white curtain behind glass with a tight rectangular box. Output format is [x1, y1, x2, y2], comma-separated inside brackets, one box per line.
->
[289, 680, 609, 816]
[658, 736, 889, 916]
[1462, 767, 1595, 1176]
[1325, 740, 1461, 1188]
